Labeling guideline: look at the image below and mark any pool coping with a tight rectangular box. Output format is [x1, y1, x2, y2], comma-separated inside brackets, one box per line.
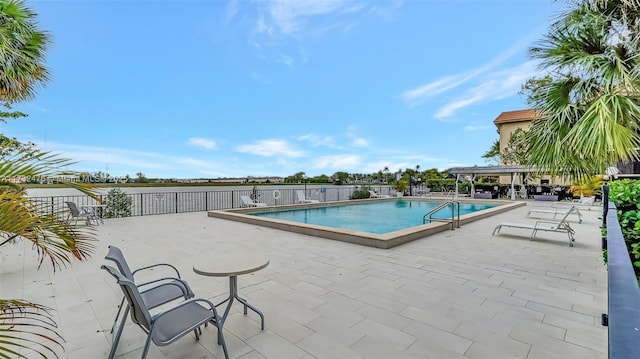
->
[207, 198, 526, 249]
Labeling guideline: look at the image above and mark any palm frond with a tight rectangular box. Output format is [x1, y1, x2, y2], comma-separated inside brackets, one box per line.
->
[0, 299, 63, 359]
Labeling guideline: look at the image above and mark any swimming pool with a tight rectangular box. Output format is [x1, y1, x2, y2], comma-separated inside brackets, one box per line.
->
[250, 200, 496, 234]
[208, 198, 525, 248]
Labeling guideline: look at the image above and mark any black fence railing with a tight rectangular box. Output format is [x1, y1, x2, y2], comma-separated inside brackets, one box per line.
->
[602, 184, 640, 358]
[28, 186, 398, 218]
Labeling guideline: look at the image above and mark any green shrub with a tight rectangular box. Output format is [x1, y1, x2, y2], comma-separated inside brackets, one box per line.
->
[609, 179, 640, 281]
[104, 188, 133, 218]
[423, 179, 470, 194]
[351, 185, 371, 199]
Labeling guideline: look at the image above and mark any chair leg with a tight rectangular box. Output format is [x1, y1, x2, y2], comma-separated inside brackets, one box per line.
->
[141, 330, 154, 359]
[110, 298, 126, 333]
[216, 322, 229, 359]
[109, 305, 129, 359]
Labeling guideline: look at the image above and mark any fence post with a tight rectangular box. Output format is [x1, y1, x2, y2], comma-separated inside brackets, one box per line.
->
[602, 183, 609, 250]
[140, 193, 143, 216]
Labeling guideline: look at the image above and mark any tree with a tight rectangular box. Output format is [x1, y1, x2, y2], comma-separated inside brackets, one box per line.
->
[482, 139, 500, 165]
[0, 143, 97, 359]
[423, 168, 441, 179]
[501, 129, 530, 165]
[332, 171, 349, 184]
[136, 171, 146, 183]
[0, 0, 50, 103]
[524, 0, 640, 179]
[0, 1, 96, 357]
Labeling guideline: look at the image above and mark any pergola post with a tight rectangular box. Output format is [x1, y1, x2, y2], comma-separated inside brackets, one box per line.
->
[510, 173, 516, 200]
[470, 174, 476, 197]
[455, 174, 459, 199]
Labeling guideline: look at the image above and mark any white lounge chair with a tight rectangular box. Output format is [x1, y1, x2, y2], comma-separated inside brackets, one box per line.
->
[240, 195, 267, 207]
[296, 190, 319, 204]
[492, 209, 576, 246]
[526, 205, 582, 223]
[551, 196, 596, 210]
[368, 190, 390, 198]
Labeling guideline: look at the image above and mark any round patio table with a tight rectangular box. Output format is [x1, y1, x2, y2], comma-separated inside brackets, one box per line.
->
[193, 253, 269, 330]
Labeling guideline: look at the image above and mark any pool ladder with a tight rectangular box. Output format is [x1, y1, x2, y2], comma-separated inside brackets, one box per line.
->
[423, 200, 460, 230]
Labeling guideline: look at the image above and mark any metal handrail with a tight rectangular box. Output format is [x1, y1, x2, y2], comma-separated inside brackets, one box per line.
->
[423, 200, 460, 230]
[444, 190, 454, 200]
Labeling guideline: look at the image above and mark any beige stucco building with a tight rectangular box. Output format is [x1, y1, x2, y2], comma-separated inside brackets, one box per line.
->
[493, 109, 565, 186]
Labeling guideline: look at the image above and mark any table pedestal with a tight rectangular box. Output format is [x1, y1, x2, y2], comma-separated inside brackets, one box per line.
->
[216, 275, 265, 330]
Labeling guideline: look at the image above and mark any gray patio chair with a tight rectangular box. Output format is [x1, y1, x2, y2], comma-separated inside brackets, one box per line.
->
[64, 201, 97, 225]
[101, 265, 229, 359]
[104, 245, 194, 358]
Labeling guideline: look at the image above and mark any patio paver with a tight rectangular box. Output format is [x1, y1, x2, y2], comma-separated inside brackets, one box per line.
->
[1, 200, 607, 358]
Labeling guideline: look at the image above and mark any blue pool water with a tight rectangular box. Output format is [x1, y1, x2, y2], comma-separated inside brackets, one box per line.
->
[251, 200, 497, 234]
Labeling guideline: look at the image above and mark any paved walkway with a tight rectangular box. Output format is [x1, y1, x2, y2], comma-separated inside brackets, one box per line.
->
[1, 200, 607, 358]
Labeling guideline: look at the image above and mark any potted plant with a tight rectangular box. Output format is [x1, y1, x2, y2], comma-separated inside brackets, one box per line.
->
[569, 176, 603, 199]
[394, 179, 409, 197]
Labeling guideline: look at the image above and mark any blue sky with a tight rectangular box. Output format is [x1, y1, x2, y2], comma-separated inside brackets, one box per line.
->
[5, 0, 566, 179]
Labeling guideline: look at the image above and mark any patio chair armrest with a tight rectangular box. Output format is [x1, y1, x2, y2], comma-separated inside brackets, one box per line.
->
[138, 278, 193, 299]
[137, 277, 193, 297]
[132, 263, 182, 278]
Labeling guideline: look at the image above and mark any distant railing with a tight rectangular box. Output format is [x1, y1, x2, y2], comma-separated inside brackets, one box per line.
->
[28, 186, 396, 218]
[602, 184, 640, 358]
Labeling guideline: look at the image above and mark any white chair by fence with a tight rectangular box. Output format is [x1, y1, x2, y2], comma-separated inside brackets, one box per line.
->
[368, 190, 390, 198]
[240, 195, 267, 207]
[296, 190, 319, 204]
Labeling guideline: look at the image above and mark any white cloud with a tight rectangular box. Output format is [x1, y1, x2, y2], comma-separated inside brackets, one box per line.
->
[276, 53, 294, 67]
[400, 33, 537, 109]
[268, 0, 351, 35]
[187, 137, 217, 150]
[400, 75, 466, 106]
[224, 0, 240, 25]
[435, 94, 485, 119]
[245, 1, 400, 68]
[312, 154, 361, 169]
[35, 141, 208, 176]
[236, 139, 305, 158]
[433, 60, 539, 119]
[297, 133, 337, 147]
[352, 137, 368, 147]
[464, 125, 492, 131]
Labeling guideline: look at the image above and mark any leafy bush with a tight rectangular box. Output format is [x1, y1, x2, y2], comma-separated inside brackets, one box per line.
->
[609, 179, 640, 281]
[351, 185, 371, 199]
[569, 176, 603, 197]
[394, 179, 408, 193]
[104, 188, 133, 218]
[423, 179, 470, 194]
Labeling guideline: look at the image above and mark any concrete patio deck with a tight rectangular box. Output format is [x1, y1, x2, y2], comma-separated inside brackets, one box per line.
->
[1, 200, 607, 358]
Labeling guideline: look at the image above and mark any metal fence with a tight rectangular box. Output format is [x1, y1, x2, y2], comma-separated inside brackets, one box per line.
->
[28, 186, 397, 218]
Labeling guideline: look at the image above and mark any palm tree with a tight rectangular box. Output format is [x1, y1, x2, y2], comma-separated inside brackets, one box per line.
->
[0, 0, 50, 103]
[524, 0, 640, 179]
[482, 139, 500, 164]
[0, 144, 97, 359]
[0, 1, 96, 357]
